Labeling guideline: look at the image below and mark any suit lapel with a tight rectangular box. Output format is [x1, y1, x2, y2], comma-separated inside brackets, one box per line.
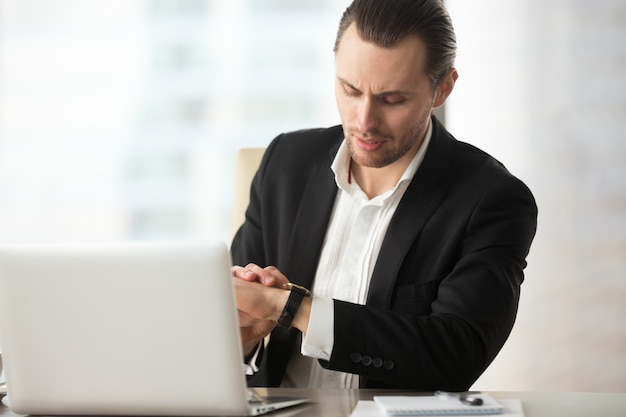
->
[285, 148, 339, 290]
[365, 179, 444, 307]
[366, 117, 451, 308]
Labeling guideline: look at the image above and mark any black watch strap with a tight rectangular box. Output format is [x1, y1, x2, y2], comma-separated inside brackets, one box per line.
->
[277, 283, 311, 329]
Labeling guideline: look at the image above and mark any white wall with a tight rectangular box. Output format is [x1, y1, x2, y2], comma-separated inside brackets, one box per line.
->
[446, 0, 626, 392]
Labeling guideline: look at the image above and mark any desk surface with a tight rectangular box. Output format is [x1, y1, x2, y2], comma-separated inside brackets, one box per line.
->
[1, 388, 625, 417]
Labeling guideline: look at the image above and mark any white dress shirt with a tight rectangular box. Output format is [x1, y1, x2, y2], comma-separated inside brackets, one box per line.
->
[281, 121, 433, 388]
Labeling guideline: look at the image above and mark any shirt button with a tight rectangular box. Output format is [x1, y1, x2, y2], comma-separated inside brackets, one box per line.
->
[361, 356, 372, 366]
[319, 351, 330, 360]
[372, 357, 383, 368]
[350, 352, 362, 363]
[383, 360, 394, 370]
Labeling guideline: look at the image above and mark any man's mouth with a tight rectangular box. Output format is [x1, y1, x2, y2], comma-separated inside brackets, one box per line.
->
[354, 135, 385, 151]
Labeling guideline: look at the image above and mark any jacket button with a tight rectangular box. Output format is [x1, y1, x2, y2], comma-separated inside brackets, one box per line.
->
[383, 359, 394, 370]
[361, 355, 372, 366]
[350, 352, 362, 363]
[372, 357, 383, 368]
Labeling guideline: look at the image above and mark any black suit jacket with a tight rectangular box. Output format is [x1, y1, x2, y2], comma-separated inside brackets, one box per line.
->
[231, 117, 537, 391]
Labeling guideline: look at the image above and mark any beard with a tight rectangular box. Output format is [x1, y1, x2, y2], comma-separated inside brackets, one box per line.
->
[344, 116, 429, 169]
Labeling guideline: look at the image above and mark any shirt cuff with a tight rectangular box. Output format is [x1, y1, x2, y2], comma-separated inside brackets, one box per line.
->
[300, 297, 334, 361]
[243, 340, 263, 376]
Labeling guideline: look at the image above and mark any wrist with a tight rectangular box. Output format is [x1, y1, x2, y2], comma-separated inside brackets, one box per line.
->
[292, 295, 312, 333]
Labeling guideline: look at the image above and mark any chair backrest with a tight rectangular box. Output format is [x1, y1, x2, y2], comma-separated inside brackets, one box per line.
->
[231, 147, 265, 240]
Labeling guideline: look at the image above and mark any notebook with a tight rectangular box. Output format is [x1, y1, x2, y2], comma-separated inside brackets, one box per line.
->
[374, 393, 505, 415]
[0, 241, 308, 416]
[351, 398, 522, 417]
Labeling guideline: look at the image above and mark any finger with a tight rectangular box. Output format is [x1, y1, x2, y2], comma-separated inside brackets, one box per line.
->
[263, 266, 291, 287]
[244, 264, 277, 286]
[231, 265, 259, 282]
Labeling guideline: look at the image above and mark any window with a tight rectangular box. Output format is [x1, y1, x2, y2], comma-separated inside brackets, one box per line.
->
[0, 0, 347, 243]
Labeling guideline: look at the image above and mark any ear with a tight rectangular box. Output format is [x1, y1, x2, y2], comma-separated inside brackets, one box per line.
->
[433, 68, 458, 108]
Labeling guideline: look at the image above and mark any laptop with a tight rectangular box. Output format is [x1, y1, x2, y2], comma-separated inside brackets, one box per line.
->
[0, 241, 308, 416]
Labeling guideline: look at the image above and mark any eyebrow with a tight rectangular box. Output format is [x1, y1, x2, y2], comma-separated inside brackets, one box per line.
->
[337, 77, 415, 97]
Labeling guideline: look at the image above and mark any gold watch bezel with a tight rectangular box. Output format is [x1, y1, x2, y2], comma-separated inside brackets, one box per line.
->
[283, 282, 311, 297]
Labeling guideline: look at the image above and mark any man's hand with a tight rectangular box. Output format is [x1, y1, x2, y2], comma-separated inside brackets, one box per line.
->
[231, 264, 290, 357]
[232, 263, 290, 288]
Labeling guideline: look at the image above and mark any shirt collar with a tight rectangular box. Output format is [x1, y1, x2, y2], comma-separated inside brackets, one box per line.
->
[331, 119, 433, 196]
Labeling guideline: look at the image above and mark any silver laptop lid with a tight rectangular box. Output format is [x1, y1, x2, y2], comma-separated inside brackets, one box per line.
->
[0, 241, 251, 416]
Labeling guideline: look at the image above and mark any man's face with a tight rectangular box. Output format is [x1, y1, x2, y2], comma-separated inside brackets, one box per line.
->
[334, 24, 450, 169]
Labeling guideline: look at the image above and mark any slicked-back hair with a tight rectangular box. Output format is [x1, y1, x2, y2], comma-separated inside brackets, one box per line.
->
[334, 0, 456, 88]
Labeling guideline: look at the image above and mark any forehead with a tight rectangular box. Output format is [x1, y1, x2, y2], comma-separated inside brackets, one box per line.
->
[335, 24, 429, 91]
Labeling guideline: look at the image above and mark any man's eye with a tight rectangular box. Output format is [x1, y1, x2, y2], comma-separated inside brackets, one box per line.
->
[383, 96, 406, 106]
[343, 86, 360, 97]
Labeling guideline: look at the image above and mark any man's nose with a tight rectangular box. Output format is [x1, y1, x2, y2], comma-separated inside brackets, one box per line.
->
[356, 98, 379, 133]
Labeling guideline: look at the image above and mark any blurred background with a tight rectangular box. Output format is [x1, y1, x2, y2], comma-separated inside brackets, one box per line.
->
[0, 0, 624, 393]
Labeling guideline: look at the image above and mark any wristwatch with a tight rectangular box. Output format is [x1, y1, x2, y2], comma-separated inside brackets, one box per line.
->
[277, 282, 311, 329]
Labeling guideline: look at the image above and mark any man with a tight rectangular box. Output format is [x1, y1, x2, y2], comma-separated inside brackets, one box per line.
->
[231, 0, 537, 391]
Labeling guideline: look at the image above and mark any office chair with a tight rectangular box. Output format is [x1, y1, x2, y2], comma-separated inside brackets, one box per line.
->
[231, 148, 265, 241]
